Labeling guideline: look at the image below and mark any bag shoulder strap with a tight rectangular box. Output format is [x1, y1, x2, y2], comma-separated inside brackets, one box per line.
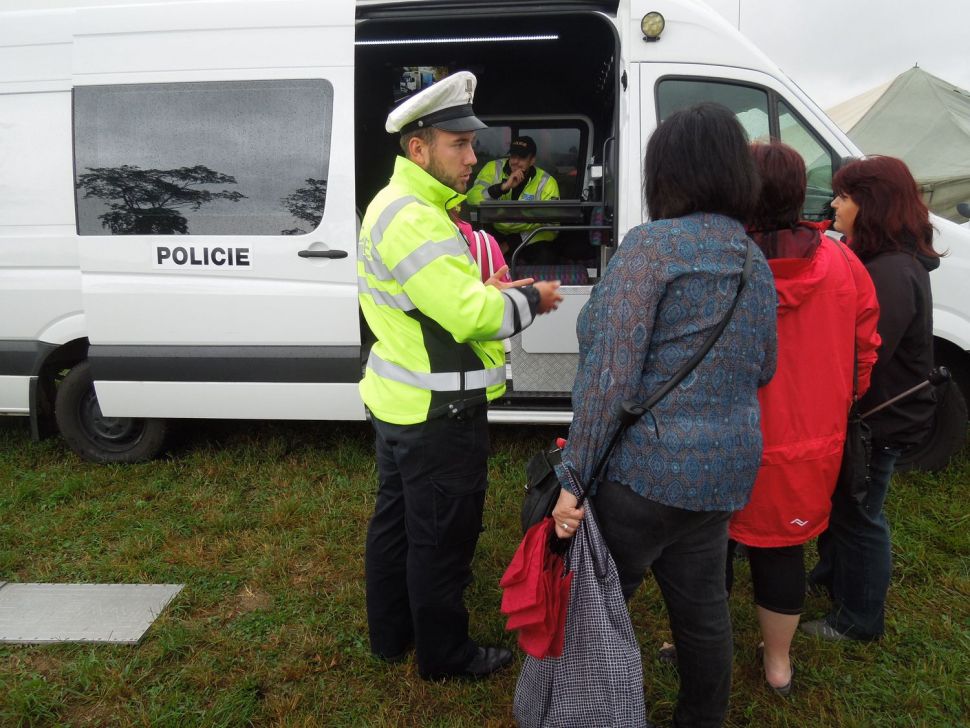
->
[643, 239, 755, 409]
[483, 232, 495, 278]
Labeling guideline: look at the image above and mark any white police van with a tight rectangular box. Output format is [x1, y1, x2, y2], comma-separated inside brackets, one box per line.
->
[2, 0, 968, 466]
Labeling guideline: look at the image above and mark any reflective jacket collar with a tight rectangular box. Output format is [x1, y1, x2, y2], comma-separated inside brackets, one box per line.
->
[393, 156, 466, 212]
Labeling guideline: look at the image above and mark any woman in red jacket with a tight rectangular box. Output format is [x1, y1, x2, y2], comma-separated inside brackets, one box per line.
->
[728, 141, 881, 696]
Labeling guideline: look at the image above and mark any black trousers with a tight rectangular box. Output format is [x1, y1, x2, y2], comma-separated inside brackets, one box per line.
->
[364, 408, 489, 678]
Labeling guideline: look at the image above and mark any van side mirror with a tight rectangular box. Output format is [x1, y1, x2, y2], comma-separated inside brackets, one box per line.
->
[833, 155, 859, 174]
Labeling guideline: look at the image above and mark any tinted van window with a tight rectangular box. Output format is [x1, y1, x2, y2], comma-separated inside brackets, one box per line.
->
[657, 79, 836, 222]
[74, 80, 333, 236]
[658, 79, 770, 141]
[471, 123, 584, 198]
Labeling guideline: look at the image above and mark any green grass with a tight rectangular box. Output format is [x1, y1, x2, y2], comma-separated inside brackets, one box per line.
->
[0, 417, 967, 727]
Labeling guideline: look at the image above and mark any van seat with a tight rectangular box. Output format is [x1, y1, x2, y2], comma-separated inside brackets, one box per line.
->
[518, 263, 589, 286]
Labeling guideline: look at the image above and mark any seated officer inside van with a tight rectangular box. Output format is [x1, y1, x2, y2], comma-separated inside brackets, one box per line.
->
[467, 135, 560, 262]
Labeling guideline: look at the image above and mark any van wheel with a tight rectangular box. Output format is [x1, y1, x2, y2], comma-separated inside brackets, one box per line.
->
[54, 360, 167, 463]
[895, 379, 968, 473]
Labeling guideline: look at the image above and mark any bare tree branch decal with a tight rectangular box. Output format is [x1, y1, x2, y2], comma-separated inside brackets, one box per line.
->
[76, 164, 246, 235]
[280, 178, 327, 235]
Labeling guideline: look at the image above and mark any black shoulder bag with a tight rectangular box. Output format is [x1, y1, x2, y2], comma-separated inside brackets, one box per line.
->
[521, 240, 756, 533]
[832, 242, 872, 504]
[837, 347, 872, 504]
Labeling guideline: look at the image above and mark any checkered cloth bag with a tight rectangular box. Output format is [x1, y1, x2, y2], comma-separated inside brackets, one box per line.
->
[513, 495, 646, 727]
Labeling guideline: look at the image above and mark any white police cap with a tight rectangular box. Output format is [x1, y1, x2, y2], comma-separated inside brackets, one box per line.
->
[385, 71, 487, 134]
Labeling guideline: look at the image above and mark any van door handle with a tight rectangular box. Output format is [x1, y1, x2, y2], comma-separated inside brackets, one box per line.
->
[298, 249, 348, 259]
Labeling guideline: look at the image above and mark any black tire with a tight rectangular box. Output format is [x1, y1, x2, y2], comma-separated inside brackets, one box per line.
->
[895, 379, 969, 473]
[54, 360, 167, 463]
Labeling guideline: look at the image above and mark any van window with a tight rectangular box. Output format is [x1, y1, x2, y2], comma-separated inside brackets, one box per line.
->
[74, 80, 334, 236]
[658, 80, 770, 142]
[471, 123, 584, 198]
[657, 78, 836, 222]
[779, 101, 834, 222]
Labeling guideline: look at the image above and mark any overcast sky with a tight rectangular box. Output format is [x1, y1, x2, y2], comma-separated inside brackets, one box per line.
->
[706, 0, 970, 109]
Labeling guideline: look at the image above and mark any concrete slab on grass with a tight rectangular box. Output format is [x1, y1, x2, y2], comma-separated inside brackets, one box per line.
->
[0, 583, 183, 644]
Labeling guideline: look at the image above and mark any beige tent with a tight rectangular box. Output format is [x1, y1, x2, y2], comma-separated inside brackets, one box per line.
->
[826, 80, 893, 133]
[826, 67, 970, 223]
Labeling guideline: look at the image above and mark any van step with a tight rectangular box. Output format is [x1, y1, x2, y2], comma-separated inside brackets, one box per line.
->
[493, 389, 571, 410]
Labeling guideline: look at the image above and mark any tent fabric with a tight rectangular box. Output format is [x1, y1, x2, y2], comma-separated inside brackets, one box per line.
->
[826, 79, 892, 133]
[841, 67, 970, 223]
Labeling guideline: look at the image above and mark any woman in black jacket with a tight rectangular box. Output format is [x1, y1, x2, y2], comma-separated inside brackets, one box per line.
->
[803, 156, 941, 642]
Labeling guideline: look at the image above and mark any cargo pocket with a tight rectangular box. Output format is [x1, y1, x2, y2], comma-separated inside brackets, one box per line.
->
[430, 471, 488, 547]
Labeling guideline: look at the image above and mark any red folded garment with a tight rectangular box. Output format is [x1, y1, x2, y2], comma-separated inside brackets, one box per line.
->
[500, 517, 573, 659]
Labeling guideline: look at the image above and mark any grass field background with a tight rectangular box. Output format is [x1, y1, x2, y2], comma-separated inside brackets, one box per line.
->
[1, 416, 967, 726]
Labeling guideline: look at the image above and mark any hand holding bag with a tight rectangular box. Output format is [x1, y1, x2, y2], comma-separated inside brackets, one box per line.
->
[521, 439, 566, 533]
[513, 479, 646, 727]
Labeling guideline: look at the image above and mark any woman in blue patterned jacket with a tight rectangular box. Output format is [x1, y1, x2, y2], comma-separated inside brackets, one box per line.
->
[552, 103, 778, 727]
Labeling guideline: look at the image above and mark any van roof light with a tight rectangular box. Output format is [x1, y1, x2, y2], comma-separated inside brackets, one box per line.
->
[356, 35, 559, 46]
[641, 12, 665, 41]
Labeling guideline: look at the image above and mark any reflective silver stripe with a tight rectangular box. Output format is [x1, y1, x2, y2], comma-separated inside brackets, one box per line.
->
[493, 160, 504, 184]
[493, 296, 516, 340]
[392, 235, 467, 284]
[507, 287, 534, 329]
[372, 195, 425, 245]
[490, 288, 534, 339]
[468, 367, 506, 389]
[360, 252, 394, 282]
[358, 277, 415, 311]
[473, 178, 489, 188]
[535, 173, 550, 198]
[368, 352, 505, 391]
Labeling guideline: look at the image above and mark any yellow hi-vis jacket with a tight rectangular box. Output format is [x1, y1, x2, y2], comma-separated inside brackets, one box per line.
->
[466, 158, 560, 244]
[358, 157, 539, 425]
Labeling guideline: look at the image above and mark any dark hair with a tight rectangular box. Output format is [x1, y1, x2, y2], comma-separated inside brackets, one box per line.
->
[399, 126, 438, 157]
[832, 156, 938, 259]
[747, 141, 806, 230]
[644, 103, 760, 222]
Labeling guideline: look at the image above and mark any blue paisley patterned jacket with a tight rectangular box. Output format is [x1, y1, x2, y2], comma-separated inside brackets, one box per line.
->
[558, 213, 778, 512]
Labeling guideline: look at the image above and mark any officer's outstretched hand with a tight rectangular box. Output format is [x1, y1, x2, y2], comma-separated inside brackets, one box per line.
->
[485, 265, 533, 289]
[535, 280, 563, 314]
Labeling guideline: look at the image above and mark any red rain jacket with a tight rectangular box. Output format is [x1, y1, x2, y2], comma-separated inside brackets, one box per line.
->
[730, 225, 880, 547]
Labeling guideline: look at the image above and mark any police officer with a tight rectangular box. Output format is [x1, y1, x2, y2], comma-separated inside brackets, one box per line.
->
[358, 72, 562, 680]
[466, 135, 560, 257]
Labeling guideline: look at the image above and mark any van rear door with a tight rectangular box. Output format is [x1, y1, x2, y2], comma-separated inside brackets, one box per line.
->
[71, 0, 362, 420]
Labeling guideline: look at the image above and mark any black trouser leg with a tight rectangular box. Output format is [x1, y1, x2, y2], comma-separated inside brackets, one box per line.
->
[594, 482, 733, 727]
[365, 411, 489, 678]
[365, 421, 414, 658]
